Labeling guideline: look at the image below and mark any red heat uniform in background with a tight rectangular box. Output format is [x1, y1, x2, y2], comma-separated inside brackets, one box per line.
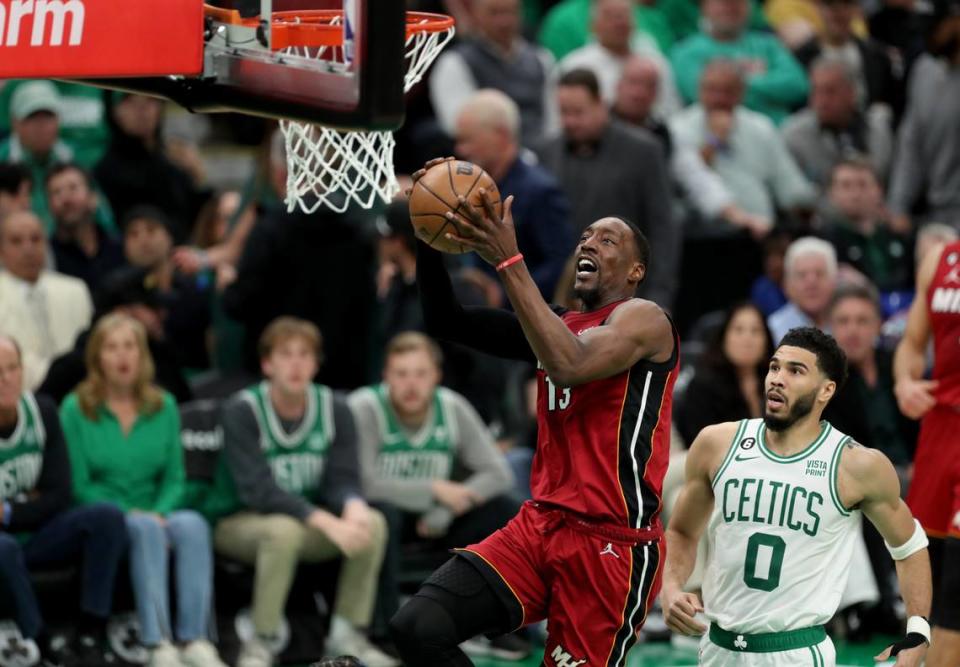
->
[910, 241, 960, 538]
[458, 299, 679, 666]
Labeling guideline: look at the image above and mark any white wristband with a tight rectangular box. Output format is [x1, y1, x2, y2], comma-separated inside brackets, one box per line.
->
[886, 519, 929, 561]
[906, 616, 931, 644]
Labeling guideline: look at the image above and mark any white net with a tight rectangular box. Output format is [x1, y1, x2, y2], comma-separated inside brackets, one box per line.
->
[279, 16, 454, 214]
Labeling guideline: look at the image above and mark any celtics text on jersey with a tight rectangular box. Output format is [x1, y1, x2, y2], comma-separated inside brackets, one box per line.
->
[0, 393, 46, 502]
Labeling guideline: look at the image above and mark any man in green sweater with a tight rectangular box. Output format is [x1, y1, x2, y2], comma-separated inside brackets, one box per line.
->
[0, 334, 127, 667]
[670, 0, 808, 123]
[211, 317, 397, 667]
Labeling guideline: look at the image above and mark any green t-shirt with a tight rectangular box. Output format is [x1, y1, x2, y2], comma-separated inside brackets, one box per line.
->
[538, 0, 675, 59]
[670, 31, 809, 124]
[0, 393, 46, 504]
[659, 0, 769, 42]
[370, 384, 455, 482]
[60, 391, 184, 514]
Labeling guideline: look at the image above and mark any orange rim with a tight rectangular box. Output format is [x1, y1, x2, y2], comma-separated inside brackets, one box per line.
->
[204, 6, 454, 50]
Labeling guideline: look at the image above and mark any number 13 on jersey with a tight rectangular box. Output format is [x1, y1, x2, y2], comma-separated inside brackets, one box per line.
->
[545, 375, 571, 412]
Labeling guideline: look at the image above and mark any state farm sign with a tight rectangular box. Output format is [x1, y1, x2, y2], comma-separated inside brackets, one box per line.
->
[0, 0, 203, 77]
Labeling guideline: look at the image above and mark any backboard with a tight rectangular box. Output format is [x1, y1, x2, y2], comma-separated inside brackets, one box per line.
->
[0, 0, 410, 130]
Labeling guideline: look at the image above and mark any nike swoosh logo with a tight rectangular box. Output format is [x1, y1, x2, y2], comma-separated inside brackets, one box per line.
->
[735, 455, 760, 462]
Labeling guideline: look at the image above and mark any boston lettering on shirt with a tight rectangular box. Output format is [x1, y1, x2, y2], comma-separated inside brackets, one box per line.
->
[366, 383, 455, 482]
[0, 393, 46, 501]
[241, 382, 333, 497]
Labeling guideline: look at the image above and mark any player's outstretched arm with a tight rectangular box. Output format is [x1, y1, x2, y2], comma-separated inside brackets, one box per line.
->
[662, 423, 736, 636]
[894, 243, 941, 419]
[841, 444, 932, 666]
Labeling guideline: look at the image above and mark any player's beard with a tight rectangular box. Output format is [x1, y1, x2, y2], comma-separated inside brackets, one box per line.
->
[763, 388, 817, 432]
[574, 283, 602, 310]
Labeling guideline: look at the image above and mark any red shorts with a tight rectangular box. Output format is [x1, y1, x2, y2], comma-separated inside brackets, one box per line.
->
[908, 406, 960, 538]
[456, 501, 664, 667]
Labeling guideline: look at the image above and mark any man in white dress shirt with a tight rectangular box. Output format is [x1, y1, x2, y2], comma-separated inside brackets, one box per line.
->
[0, 210, 92, 389]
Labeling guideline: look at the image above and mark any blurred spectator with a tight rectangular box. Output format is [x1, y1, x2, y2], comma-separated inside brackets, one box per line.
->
[766, 0, 867, 51]
[539, 0, 675, 60]
[826, 283, 915, 472]
[819, 158, 913, 292]
[59, 314, 225, 667]
[376, 201, 424, 344]
[349, 333, 518, 643]
[0, 210, 92, 390]
[750, 230, 792, 316]
[223, 130, 379, 389]
[613, 56, 769, 236]
[0, 81, 74, 229]
[670, 61, 816, 222]
[46, 163, 125, 293]
[674, 302, 774, 445]
[39, 266, 193, 405]
[94, 93, 208, 240]
[536, 69, 678, 308]
[670, 0, 809, 123]
[0, 334, 127, 666]
[659, 0, 770, 43]
[782, 56, 893, 189]
[0, 81, 110, 168]
[767, 236, 838, 341]
[210, 318, 396, 667]
[558, 0, 682, 116]
[120, 206, 213, 371]
[887, 41, 960, 227]
[455, 90, 573, 299]
[0, 163, 32, 218]
[794, 0, 900, 114]
[429, 0, 557, 147]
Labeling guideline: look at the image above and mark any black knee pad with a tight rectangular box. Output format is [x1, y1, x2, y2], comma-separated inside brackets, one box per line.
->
[390, 594, 459, 653]
[933, 537, 960, 630]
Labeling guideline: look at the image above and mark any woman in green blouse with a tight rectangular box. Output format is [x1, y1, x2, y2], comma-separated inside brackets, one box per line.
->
[60, 313, 226, 667]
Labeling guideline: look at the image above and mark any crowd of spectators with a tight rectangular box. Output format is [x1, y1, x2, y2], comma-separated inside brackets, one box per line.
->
[1, 0, 959, 664]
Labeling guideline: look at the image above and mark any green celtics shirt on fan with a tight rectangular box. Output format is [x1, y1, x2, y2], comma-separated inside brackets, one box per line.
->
[704, 418, 860, 636]
[368, 383, 454, 483]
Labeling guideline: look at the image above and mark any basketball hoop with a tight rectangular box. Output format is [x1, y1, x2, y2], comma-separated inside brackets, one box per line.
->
[242, 9, 456, 214]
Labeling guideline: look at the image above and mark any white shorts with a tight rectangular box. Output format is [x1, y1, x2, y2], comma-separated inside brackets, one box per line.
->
[699, 635, 836, 666]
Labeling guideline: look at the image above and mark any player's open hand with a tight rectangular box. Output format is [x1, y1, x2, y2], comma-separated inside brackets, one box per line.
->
[894, 378, 938, 419]
[445, 191, 519, 267]
[874, 642, 926, 665]
[662, 587, 707, 636]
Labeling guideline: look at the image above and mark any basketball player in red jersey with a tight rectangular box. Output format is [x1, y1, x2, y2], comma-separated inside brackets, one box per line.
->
[894, 239, 960, 667]
[390, 159, 679, 666]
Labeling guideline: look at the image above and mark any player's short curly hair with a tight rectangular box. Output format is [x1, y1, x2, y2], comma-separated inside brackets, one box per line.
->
[778, 327, 848, 388]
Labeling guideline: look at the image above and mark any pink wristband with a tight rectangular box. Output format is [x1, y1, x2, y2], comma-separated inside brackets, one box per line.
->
[496, 253, 524, 272]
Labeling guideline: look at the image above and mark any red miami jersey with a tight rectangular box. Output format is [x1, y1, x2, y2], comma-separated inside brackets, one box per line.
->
[927, 241, 960, 407]
[531, 299, 680, 528]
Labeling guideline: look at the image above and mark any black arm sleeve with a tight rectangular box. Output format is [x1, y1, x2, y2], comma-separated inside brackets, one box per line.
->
[416, 241, 538, 362]
[317, 394, 362, 515]
[8, 396, 73, 532]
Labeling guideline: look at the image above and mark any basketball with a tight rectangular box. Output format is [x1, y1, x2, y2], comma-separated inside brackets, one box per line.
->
[408, 160, 502, 254]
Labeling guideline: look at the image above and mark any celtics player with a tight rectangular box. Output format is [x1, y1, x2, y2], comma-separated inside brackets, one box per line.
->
[663, 327, 932, 666]
[348, 332, 517, 643]
[211, 317, 398, 667]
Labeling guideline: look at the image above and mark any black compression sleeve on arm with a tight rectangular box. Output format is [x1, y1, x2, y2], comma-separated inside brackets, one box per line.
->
[416, 241, 536, 362]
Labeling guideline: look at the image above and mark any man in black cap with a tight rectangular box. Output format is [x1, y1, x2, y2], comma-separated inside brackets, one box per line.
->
[37, 266, 192, 404]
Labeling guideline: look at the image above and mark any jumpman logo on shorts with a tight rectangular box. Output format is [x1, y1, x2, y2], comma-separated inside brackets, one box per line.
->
[600, 542, 620, 558]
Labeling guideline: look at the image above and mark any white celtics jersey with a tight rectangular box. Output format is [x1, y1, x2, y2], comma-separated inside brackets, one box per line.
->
[703, 418, 860, 634]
